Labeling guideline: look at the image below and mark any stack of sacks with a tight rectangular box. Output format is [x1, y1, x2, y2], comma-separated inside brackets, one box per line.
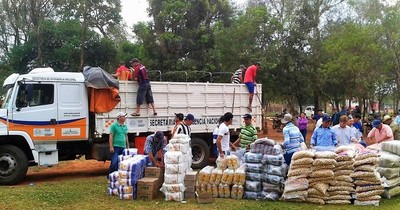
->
[324, 146, 355, 205]
[306, 151, 337, 205]
[198, 166, 215, 196]
[244, 151, 263, 199]
[221, 155, 240, 198]
[231, 164, 245, 199]
[117, 154, 149, 199]
[162, 134, 192, 202]
[352, 150, 384, 206]
[281, 150, 313, 202]
[260, 143, 287, 201]
[381, 141, 400, 156]
[378, 151, 400, 198]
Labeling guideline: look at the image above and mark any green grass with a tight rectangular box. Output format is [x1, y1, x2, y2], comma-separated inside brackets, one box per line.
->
[1, 177, 400, 210]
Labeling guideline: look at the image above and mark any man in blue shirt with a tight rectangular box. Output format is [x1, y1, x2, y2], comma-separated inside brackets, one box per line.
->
[281, 113, 304, 165]
[144, 131, 167, 168]
[311, 116, 338, 149]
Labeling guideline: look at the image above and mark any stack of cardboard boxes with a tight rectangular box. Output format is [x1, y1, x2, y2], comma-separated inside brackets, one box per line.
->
[184, 171, 197, 199]
[136, 167, 164, 200]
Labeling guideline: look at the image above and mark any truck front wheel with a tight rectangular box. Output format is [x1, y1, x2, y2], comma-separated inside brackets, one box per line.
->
[0, 145, 29, 185]
[191, 137, 210, 169]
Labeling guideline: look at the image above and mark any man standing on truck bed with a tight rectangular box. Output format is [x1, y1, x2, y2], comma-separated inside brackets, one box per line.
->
[130, 58, 157, 116]
[244, 61, 261, 112]
[112, 61, 132, 81]
[144, 131, 167, 168]
[108, 112, 129, 176]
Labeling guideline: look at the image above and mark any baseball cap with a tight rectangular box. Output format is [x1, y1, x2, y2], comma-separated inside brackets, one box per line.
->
[382, 115, 391, 123]
[130, 58, 139, 63]
[185, 114, 195, 121]
[116, 112, 127, 119]
[239, 64, 246, 69]
[155, 131, 164, 140]
[281, 113, 292, 124]
[175, 113, 184, 120]
[322, 115, 331, 122]
[372, 119, 382, 128]
[242, 113, 252, 119]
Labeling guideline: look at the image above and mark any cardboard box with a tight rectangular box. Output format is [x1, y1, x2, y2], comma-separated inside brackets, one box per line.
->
[186, 185, 195, 192]
[145, 167, 164, 178]
[137, 191, 161, 200]
[184, 179, 196, 186]
[184, 191, 196, 199]
[137, 177, 158, 194]
[185, 171, 198, 181]
[196, 191, 214, 204]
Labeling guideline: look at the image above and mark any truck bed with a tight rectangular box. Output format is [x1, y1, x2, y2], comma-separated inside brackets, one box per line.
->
[95, 81, 262, 135]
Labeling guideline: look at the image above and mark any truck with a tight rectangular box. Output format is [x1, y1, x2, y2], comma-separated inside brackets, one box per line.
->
[0, 67, 262, 185]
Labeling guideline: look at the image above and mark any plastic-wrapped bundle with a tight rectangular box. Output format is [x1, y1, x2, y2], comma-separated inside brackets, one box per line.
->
[246, 172, 263, 182]
[164, 173, 185, 184]
[118, 170, 138, 179]
[263, 145, 274, 155]
[119, 159, 142, 172]
[245, 163, 263, 173]
[263, 174, 284, 185]
[107, 187, 119, 196]
[221, 169, 234, 184]
[244, 152, 263, 163]
[253, 138, 275, 146]
[160, 183, 186, 193]
[272, 144, 284, 155]
[166, 143, 190, 154]
[198, 166, 214, 184]
[164, 192, 184, 201]
[118, 154, 133, 162]
[108, 171, 119, 182]
[250, 143, 265, 154]
[223, 183, 231, 198]
[122, 148, 138, 156]
[262, 182, 283, 193]
[184, 150, 193, 168]
[212, 184, 219, 197]
[200, 182, 207, 193]
[165, 163, 188, 174]
[231, 184, 238, 199]
[260, 191, 281, 201]
[109, 180, 119, 189]
[169, 134, 190, 144]
[119, 178, 138, 186]
[264, 164, 288, 177]
[164, 151, 185, 164]
[245, 180, 262, 192]
[216, 156, 228, 170]
[207, 183, 213, 194]
[119, 193, 134, 200]
[233, 168, 246, 185]
[261, 154, 285, 166]
[210, 168, 223, 185]
[118, 185, 134, 194]
[227, 155, 240, 170]
[218, 183, 225, 198]
[379, 151, 400, 168]
[244, 191, 260, 200]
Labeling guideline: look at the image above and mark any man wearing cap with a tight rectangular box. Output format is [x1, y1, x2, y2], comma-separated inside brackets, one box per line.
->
[281, 113, 304, 165]
[216, 112, 236, 158]
[382, 115, 392, 125]
[331, 115, 357, 146]
[367, 119, 394, 144]
[108, 112, 129, 175]
[311, 116, 338, 149]
[231, 65, 246, 84]
[234, 114, 258, 150]
[130, 58, 157, 116]
[171, 113, 184, 139]
[144, 131, 167, 168]
[243, 62, 261, 112]
[173, 114, 195, 137]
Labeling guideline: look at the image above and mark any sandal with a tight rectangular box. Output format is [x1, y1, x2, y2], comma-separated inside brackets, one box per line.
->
[153, 112, 158, 116]
[131, 113, 140, 116]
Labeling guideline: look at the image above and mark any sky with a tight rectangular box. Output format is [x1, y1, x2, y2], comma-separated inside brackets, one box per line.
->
[120, 0, 247, 27]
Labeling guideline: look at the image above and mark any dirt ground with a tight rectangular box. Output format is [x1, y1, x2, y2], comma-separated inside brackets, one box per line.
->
[22, 120, 315, 185]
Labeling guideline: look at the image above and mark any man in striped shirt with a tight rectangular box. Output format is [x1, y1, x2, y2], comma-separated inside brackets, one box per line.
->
[234, 114, 258, 150]
[174, 114, 195, 137]
[281, 113, 304, 165]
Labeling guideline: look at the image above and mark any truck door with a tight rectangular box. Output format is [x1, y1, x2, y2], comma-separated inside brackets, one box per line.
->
[11, 82, 58, 141]
[56, 83, 88, 141]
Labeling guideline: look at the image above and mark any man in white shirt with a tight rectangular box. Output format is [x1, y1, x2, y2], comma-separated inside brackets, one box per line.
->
[332, 115, 357, 146]
[216, 112, 236, 158]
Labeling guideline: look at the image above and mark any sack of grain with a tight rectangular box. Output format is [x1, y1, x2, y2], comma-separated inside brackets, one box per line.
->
[283, 178, 308, 193]
[314, 151, 337, 159]
[292, 150, 314, 160]
[377, 167, 400, 179]
[164, 192, 184, 201]
[382, 185, 400, 199]
[291, 158, 314, 166]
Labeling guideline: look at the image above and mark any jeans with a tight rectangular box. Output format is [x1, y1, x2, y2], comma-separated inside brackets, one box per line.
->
[300, 129, 307, 141]
[108, 146, 125, 176]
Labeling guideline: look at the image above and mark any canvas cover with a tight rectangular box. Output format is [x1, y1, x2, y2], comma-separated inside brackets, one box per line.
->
[82, 66, 120, 113]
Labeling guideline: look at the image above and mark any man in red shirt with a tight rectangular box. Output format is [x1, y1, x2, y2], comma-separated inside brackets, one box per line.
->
[112, 61, 132, 81]
[243, 62, 261, 112]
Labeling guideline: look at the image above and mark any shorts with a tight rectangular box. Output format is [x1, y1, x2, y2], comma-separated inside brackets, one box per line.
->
[245, 82, 255, 93]
[137, 83, 154, 105]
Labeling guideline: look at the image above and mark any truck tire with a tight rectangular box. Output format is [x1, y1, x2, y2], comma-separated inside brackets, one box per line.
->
[0, 145, 29, 185]
[191, 137, 209, 169]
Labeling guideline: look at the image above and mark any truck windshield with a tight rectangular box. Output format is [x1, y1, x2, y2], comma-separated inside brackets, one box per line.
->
[1, 86, 13, 109]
